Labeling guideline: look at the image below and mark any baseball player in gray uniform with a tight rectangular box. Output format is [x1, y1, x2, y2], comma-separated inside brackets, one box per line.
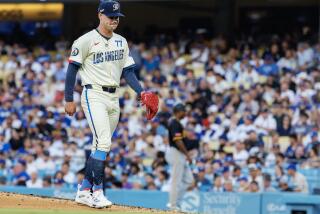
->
[64, 0, 158, 208]
[166, 103, 194, 210]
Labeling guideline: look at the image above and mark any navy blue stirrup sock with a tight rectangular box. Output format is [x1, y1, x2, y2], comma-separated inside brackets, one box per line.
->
[91, 150, 106, 191]
[92, 158, 105, 191]
[80, 156, 94, 191]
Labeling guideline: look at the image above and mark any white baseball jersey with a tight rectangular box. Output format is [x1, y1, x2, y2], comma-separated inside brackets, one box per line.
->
[69, 29, 135, 87]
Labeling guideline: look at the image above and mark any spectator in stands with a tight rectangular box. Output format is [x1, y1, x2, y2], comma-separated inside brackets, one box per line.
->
[304, 131, 320, 154]
[257, 54, 279, 76]
[195, 167, 211, 192]
[287, 164, 309, 193]
[121, 170, 133, 189]
[274, 164, 285, 183]
[254, 108, 277, 135]
[276, 153, 286, 168]
[9, 129, 23, 151]
[278, 176, 293, 192]
[42, 175, 52, 188]
[285, 134, 299, 160]
[277, 115, 292, 136]
[237, 176, 249, 192]
[297, 42, 314, 70]
[233, 141, 249, 167]
[34, 150, 55, 173]
[60, 162, 75, 186]
[37, 115, 53, 138]
[151, 69, 167, 87]
[104, 166, 117, 189]
[302, 148, 320, 169]
[75, 170, 85, 188]
[221, 166, 232, 185]
[248, 164, 263, 190]
[128, 163, 144, 189]
[232, 165, 242, 182]
[212, 175, 223, 192]
[53, 171, 65, 187]
[263, 173, 276, 192]
[277, 49, 297, 72]
[144, 173, 157, 190]
[0, 159, 7, 183]
[12, 160, 30, 186]
[249, 181, 260, 193]
[155, 170, 170, 191]
[0, 176, 6, 185]
[223, 180, 234, 192]
[294, 145, 307, 163]
[265, 143, 280, 167]
[292, 112, 313, 138]
[26, 172, 43, 188]
[237, 92, 259, 115]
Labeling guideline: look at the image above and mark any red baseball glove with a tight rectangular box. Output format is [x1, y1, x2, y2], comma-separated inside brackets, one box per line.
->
[140, 91, 159, 120]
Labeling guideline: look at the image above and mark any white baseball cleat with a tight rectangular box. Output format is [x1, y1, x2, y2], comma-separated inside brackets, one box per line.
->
[75, 188, 94, 207]
[92, 189, 112, 208]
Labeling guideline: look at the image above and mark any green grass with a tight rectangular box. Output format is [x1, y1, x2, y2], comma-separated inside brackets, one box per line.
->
[0, 208, 150, 214]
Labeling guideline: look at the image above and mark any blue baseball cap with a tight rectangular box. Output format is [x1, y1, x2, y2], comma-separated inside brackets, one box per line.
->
[224, 156, 234, 163]
[245, 115, 254, 121]
[287, 163, 297, 171]
[222, 166, 229, 173]
[237, 176, 248, 182]
[98, 0, 124, 17]
[198, 167, 205, 172]
[311, 131, 318, 138]
[212, 159, 222, 166]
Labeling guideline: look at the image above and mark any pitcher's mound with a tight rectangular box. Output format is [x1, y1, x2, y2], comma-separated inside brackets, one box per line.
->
[0, 192, 171, 213]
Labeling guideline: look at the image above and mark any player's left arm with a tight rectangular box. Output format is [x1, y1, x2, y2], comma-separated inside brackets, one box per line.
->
[122, 65, 143, 94]
[122, 66, 159, 120]
[122, 40, 159, 120]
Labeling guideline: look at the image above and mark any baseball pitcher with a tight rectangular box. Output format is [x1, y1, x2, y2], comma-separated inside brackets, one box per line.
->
[64, 0, 158, 208]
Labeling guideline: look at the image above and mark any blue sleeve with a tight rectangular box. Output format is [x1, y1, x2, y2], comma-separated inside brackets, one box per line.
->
[64, 62, 80, 102]
[122, 65, 144, 94]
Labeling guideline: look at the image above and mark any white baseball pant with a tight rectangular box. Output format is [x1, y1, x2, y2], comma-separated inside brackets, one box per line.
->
[81, 85, 120, 152]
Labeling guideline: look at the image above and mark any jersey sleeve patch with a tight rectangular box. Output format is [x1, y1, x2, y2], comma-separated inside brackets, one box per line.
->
[71, 48, 79, 56]
[69, 36, 89, 65]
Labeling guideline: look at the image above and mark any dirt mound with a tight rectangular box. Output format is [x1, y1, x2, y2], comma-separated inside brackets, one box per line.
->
[0, 192, 171, 213]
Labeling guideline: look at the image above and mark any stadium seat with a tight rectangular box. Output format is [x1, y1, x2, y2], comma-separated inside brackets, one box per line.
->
[142, 158, 153, 167]
[0, 55, 8, 63]
[262, 136, 272, 151]
[278, 137, 290, 153]
[208, 140, 220, 151]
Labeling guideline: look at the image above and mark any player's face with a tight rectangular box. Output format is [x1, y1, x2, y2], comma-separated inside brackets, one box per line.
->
[99, 13, 119, 31]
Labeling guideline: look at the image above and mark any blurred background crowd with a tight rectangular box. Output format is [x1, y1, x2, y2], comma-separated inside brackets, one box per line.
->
[0, 25, 319, 194]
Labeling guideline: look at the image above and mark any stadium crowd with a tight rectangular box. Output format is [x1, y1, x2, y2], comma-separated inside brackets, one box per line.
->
[0, 27, 319, 194]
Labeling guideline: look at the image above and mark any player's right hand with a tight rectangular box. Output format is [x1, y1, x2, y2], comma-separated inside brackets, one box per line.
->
[65, 102, 76, 116]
